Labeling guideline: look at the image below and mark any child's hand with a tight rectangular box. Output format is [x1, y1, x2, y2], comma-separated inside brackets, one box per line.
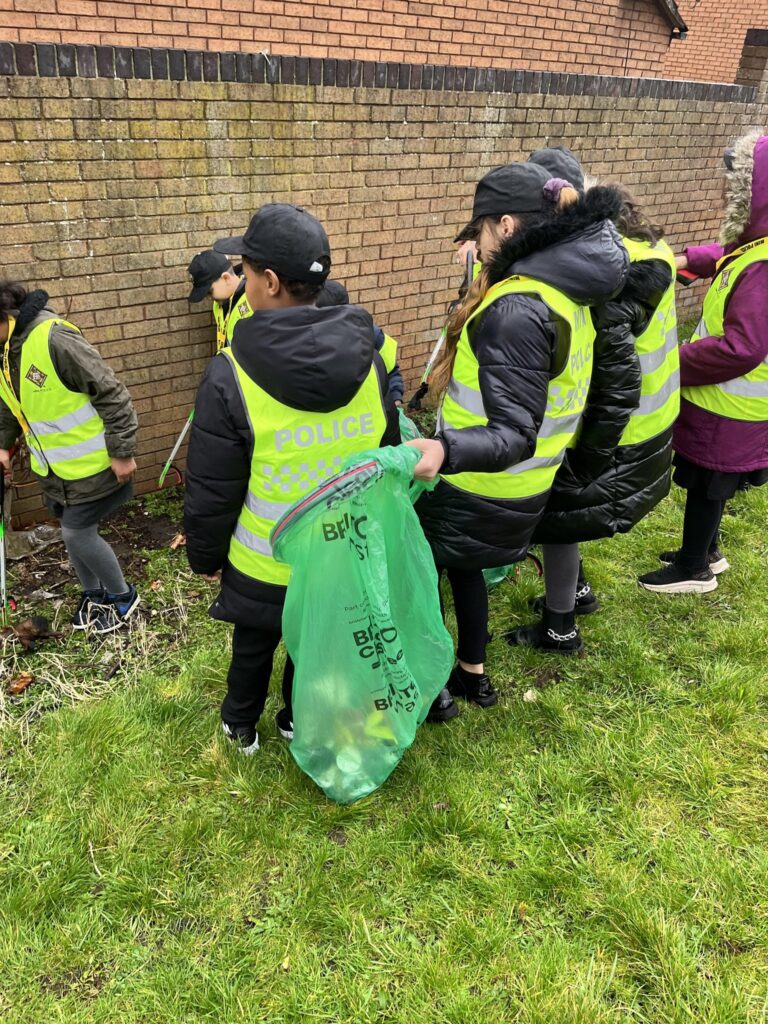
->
[405, 438, 445, 481]
[111, 456, 137, 484]
[675, 253, 689, 271]
[0, 449, 10, 477]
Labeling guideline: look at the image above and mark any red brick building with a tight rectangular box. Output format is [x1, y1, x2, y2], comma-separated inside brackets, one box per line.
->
[665, 0, 768, 85]
[4, 0, 686, 78]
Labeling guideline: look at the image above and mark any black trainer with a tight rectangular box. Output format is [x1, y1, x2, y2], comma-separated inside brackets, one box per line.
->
[504, 607, 583, 654]
[659, 548, 730, 575]
[530, 579, 600, 617]
[275, 707, 294, 740]
[222, 721, 260, 755]
[639, 562, 717, 594]
[89, 584, 141, 635]
[71, 589, 106, 630]
[426, 686, 460, 723]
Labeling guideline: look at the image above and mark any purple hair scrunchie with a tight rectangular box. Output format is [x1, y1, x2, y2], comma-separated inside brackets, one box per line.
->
[543, 177, 574, 204]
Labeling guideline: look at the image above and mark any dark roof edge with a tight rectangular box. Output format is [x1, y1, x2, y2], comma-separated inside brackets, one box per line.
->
[654, 0, 688, 33]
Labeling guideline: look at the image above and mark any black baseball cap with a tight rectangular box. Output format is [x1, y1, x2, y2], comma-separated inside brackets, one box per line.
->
[187, 250, 231, 303]
[453, 162, 552, 243]
[213, 203, 331, 285]
[529, 146, 585, 194]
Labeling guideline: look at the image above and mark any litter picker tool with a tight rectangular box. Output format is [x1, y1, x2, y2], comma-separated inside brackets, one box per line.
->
[408, 249, 475, 412]
[158, 409, 194, 487]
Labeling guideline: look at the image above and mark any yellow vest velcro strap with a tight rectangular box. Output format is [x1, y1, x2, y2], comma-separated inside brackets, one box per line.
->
[27, 402, 101, 437]
[233, 522, 273, 557]
[36, 432, 108, 466]
[244, 489, 294, 521]
[637, 326, 678, 376]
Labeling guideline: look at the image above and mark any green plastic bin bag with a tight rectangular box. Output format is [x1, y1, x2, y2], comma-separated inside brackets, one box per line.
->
[271, 445, 453, 804]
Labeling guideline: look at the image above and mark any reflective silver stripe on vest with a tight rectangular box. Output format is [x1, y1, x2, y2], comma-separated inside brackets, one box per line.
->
[447, 379, 485, 418]
[244, 490, 294, 522]
[716, 376, 768, 399]
[693, 317, 707, 338]
[637, 327, 678, 376]
[635, 371, 679, 415]
[539, 410, 582, 439]
[27, 402, 100, 437]
[39, 432, 107, 465]
[446, 381, 581, 439]
[505, 452, 564, 476]
[233, 522, 273, 556]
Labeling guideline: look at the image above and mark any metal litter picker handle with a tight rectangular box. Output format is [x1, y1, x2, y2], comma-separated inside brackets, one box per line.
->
[158, 409, 194, 487]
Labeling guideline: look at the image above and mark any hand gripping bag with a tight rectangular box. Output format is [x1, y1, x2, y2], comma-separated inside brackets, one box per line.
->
[270, 445, 453, 804]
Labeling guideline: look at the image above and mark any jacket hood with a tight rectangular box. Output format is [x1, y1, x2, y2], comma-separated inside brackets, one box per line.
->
[485, 186, 629, 304]
[14, 289, 50, 339]
[721, 131, 768, 245]
[230, 303, 377, 413]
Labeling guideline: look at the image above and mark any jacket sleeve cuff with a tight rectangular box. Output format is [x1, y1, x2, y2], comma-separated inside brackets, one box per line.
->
[685, 244, 724, 279]
[105, 437, 138, 459]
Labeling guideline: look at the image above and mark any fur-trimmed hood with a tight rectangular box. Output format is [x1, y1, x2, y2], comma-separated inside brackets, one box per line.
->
[485, 186, 629, 304]
[721, 131, 768, 245]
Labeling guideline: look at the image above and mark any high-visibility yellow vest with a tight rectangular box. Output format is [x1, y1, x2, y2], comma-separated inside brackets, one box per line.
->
[619, 237, 680, 446]
[222, 348, 389, 586]
[379, 332, 398, 374]
[438, 275, 595, 500]
[0, 318, 111, 480]
[682, 238, 768, 422]
[213, 285, 252, 351]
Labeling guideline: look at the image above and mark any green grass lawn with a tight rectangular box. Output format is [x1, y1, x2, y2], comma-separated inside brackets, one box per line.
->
[1, 484, 767, 1023]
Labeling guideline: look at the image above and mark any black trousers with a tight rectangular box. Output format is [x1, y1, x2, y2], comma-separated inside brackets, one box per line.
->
[678, 488, 725, 573]
[221, 625, 294, 727]
[438, 565, 489, 665]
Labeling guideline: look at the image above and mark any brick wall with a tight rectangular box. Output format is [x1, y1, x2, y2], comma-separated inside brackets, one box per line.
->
[665, 0, 768, 84]
[0, 45, 762, 523]
[1, 0, 676, 78]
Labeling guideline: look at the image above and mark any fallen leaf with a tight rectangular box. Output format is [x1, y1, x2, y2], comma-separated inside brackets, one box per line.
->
[185, 591, 202, 600]
[522, 689, 538, 703]
[280, 957, 290, 972]
[169, 532, 186, 551]
[0, 616, 61, 652]
[150, 580, 163, 592]
[7, 671, 34, 695]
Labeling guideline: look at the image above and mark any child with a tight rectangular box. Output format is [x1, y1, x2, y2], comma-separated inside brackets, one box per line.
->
[183, 204, 400, 754]
[511, 148, 679, 651]
[187, 250, 252, 351]
[316, 280, 405, 405]
[407, 163, 628, 719]
[0, 281, 139, 634]
[639, 131, 768, 593]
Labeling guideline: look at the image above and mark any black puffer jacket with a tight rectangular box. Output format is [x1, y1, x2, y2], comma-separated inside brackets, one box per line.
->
[533, 254, 674, 542]
[416, 187, 629, 570]
[184, 303, 401, 630]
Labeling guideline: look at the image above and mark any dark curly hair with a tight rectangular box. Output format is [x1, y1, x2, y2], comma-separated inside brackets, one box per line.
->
[0, 280, 27, 320]
[611, 184, 665, 245]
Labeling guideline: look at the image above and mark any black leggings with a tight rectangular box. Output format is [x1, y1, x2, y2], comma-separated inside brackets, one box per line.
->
[438, 565, 489, 665]
[678, 488, 725, 573]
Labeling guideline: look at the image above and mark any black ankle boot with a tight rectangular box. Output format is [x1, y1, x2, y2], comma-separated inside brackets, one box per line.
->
[504, 607, 583, 654]
[426, 686, 459, 723]
[446, 664, 498, 707]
